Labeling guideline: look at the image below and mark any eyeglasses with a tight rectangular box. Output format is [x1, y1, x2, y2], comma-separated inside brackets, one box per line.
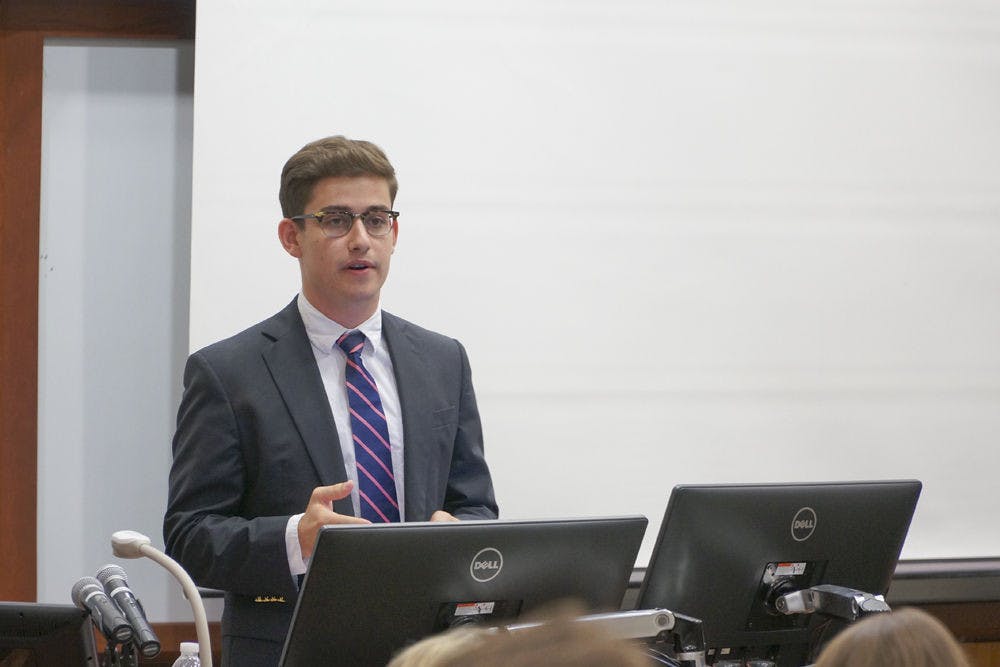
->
[290, 208, 399, 238]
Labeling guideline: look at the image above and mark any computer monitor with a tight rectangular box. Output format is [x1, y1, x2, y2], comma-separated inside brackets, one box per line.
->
[0, 602, 98, 666]
[279, 516, 648, 666]
[636, 480, 922, 667]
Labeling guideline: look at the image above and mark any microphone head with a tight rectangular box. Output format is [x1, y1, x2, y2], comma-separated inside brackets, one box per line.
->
[96, 563, 128, 588]
[71, 576, 103, 608]
[141, 638, 163, 658]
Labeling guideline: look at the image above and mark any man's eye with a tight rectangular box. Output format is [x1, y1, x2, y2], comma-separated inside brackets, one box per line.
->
[320, 213, 352, 227]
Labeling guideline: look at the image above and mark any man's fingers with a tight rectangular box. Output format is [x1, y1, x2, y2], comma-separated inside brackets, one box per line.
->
[306, 482, 369, 525]
[310, 480, 355, 507]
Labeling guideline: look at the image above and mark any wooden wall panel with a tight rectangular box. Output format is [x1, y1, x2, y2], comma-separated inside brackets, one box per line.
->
[0, 1, 195, 38]
[0, 0, 193, 602]
[964, 643, 1000, 667]
[0, 28, 43, 603]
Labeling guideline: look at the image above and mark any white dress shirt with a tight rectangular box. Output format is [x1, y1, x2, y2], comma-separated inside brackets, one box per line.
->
[285, 293, 406, 576]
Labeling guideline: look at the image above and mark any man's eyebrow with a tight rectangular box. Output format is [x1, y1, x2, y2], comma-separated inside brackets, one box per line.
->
[317, 205, 390, 212]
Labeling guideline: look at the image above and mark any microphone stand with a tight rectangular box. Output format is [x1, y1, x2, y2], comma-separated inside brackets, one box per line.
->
[104, 640, 138, 667]
[110, 530, 213, 667]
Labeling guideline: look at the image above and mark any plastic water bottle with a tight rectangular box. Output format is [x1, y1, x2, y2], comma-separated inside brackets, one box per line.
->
[171, 642, 201, 666]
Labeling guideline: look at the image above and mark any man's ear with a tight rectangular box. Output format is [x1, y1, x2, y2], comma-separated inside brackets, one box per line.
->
[278, 218, 303, 258]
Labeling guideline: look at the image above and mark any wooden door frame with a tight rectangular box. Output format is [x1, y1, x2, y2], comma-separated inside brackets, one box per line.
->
[0, 0, 195, 602]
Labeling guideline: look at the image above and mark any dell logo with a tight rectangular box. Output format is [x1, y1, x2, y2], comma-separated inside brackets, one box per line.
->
[470, 547, 503, 582]
[791, 507, 817, 541]
[474, 560, 499, 569]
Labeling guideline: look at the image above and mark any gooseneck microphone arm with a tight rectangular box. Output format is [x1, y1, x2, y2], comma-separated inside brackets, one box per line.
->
[111, 530, 213, 667]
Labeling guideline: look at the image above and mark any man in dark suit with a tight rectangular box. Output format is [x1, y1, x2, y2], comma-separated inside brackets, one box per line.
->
[163, 136, 498, 666]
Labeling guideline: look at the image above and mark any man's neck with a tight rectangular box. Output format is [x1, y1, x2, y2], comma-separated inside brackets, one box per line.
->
[302, 290, 378, 329]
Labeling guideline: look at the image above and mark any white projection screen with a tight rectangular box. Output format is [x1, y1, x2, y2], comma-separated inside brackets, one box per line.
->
[190, 1, 1000, 563]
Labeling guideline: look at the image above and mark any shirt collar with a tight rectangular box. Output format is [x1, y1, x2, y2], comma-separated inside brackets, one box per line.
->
[297, 293, 383, 355]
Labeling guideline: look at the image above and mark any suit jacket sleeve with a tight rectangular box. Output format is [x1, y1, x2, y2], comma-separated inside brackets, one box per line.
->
[163, 351, 298, 598]
[444, 339, 499, 520]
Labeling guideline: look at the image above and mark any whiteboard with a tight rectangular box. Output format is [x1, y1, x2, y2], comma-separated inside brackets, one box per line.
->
[190, 1, 1000, 564]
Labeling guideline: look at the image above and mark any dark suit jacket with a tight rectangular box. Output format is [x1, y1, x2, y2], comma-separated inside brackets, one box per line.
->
[163, 299, 497, 662]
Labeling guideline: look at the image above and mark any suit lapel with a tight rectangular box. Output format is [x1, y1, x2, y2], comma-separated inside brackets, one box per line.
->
[382, 312, 433, 521]
[261, 301, 350, 500]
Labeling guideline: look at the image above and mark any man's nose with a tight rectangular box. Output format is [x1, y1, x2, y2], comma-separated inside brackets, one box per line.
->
[344, 217, 371, 245]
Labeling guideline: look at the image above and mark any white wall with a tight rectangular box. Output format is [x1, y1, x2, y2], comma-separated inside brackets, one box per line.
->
[38, 39, 221, 623]
[188, 2, 1000, 564]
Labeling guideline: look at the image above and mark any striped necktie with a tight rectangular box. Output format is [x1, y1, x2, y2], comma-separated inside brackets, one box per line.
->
[337, 330, 400, 523]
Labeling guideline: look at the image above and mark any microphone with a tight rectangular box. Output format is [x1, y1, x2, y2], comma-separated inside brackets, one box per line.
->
[97, 564, 162, 657]
[71, 576, 134, 644]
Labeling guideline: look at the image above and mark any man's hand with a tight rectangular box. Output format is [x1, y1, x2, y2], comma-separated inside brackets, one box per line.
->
[298, 481, 369, 560]
[430, 510, 459, 522]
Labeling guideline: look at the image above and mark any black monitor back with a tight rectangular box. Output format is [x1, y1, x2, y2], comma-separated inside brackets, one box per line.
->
[280, 516, 647, 667]
[0, 602, 98, 666]
[637, 480, 921, 666]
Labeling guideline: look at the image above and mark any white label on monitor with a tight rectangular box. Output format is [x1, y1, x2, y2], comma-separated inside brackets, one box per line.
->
[774, 562, 807, 576]
[455, 602, 495, 616]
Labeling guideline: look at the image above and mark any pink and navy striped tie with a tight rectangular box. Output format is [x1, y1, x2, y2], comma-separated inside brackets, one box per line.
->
[337, 331, 400, 523]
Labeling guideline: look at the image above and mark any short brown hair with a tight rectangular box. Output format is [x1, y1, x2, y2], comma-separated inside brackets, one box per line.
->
[278, 135, 398, 218]
[814, 607, 971, 667]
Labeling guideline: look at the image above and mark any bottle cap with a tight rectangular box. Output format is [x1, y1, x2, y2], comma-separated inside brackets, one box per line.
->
[180, 642, 199, 655]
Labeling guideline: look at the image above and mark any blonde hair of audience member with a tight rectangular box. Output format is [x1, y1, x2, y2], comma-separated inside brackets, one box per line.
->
[814, 607, 970, 667]
[387, 602, 650, 667]
[386, 627, 485, 667]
